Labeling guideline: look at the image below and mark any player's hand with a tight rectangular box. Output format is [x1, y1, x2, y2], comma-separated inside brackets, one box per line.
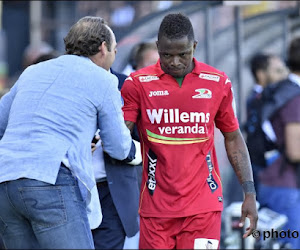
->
[239, 193, 258, 238]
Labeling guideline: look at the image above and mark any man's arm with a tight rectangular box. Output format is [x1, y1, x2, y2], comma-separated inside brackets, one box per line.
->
[98, 120, 139, 165]
[97, 75, 132, 161]
[222, 128, 258, 238]
[0, 83, 19, 138]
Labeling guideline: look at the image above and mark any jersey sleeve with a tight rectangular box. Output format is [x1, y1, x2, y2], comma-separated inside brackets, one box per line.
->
[121, 76, 140, 123]
[215, 74, 239, 132]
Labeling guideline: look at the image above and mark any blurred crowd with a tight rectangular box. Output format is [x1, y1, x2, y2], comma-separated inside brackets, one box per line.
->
[76, 1, 179, 29]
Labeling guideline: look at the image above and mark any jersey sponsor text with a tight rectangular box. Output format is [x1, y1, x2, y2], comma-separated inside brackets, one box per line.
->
[139, 75, 159, 82]
[147, 149, 157, 195]
[206, 152, 218, 193]
[146, 108, 210, 135]
[199, 73, 220, 82]
[146, 109, 210, 124]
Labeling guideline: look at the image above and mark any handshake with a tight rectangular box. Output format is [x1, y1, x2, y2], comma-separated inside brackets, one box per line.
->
[91, 130, 142, 166]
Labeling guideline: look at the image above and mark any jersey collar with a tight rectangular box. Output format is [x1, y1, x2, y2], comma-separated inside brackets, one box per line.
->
[155, 58, 199, 77]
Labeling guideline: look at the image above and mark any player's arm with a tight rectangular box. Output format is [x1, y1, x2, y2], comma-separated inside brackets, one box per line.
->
[125, 120, 135, 133]
[121, 78, 139, 134]
[222, 128, 258, 238]
[123, 121, 142, 165]
[121, 76, 140, 162]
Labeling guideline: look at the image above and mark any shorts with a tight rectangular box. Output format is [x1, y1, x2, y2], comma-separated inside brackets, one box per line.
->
[139, 211, 221, 249]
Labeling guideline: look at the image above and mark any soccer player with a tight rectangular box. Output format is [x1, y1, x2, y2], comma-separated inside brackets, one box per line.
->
[121, 13, 258, 249]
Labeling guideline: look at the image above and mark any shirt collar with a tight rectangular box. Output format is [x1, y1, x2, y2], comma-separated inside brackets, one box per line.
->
[192, 58, 203, 75]
[253, 84, 263, 94]
[288, 73, 300, 87]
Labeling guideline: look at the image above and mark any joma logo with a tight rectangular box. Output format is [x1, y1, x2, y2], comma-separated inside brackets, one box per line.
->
[149, 90, 169, 97]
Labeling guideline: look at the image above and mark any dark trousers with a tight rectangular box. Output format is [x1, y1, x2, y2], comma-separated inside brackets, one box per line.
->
[0, 236, 4, 250]
[92, 183, 126, 249]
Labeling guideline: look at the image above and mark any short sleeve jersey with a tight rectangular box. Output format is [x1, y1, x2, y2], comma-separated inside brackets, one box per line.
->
[121, 58, 239, 218]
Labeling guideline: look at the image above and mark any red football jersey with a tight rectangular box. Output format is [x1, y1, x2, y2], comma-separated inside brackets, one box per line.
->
[121, 58, 239, 218]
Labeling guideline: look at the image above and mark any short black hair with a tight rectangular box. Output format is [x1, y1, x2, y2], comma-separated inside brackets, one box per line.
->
[249, 53, 273, 82]
[158, 13, 194, 42]
[287, 37, 300, 72]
